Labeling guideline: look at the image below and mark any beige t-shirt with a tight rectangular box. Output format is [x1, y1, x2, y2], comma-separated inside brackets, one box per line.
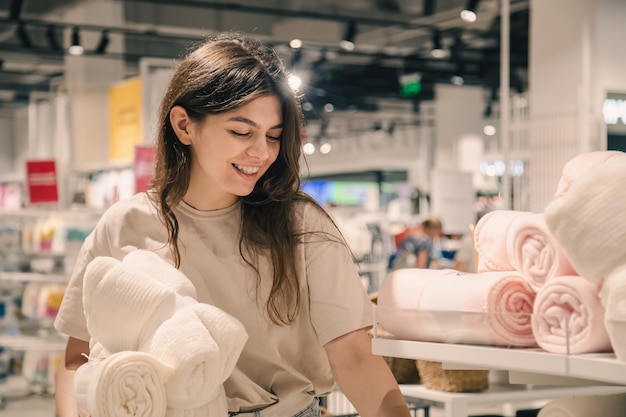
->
[54, 192, 373, 412]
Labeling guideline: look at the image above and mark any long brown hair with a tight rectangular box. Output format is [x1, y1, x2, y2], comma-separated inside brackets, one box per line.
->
[151, 32, 322, 325]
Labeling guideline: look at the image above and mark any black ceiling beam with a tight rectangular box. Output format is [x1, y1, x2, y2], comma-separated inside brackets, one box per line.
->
[121, 0, 429, 29]
[8, 0, 24, 21]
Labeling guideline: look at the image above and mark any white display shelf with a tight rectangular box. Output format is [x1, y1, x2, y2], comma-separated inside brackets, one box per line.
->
[0, 334, 67, 351]
[372, 338, 626, 386]
[0, 272, 67, 284]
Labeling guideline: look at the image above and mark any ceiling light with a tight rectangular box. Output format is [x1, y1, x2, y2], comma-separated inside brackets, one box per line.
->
[340, 20, 357, 51]
[94, 29, 110, 54]
[289, 39, 302, 49]
[450, 75, 464, 85]
[319, 142, 332, 154]
[461, 0, 479, 22]
[68, 26, 84, 56]
[483, 124, 496, 136]
[303, 142, 315, 155]
[430, 30, 445, 58]
[288, 74, 302, 91]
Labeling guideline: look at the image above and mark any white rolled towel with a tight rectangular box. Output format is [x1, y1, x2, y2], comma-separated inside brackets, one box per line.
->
[74, 351, 169, 417]
[537, 393, 626, 417]
[139, 302, 248, 409]
[544, 153, 626, 285]
[83, 255, 179, 353]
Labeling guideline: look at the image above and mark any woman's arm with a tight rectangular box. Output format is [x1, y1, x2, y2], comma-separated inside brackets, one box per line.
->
[415, 248, 430, 269]
[324, 328, 411, 417]
[56, 337, 90, 417]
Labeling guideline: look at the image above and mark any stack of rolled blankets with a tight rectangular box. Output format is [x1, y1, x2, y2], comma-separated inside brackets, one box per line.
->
[74, 249, 248, 417]
[378, 150, 626, 360]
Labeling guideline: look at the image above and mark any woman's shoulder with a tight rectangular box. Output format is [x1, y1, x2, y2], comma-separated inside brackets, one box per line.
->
[293, 197, 341, 235]
[96, 192, 160, 233]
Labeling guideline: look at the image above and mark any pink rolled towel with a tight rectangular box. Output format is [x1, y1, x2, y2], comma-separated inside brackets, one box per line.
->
[506, 213, 577, 291]
[474, 210, 534, 273]
[377, 269, 537, 347]
[531, 275, 612, 355]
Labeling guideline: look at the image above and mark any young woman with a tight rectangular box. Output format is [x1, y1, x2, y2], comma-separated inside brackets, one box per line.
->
[54, 33, 411, 417]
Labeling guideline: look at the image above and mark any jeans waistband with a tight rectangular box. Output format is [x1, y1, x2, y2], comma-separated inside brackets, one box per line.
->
[231, 394, 315, 417]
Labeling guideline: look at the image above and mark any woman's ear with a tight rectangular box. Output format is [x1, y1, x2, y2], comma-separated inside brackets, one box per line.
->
[170, 105, 193, 145]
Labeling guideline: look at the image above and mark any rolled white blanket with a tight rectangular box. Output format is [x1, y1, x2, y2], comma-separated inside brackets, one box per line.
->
[139, 303, 248, 409]
[74, 351, 169, 417]
[377, 269, 537, 347]
[537, 393, 626, 417]
[83, 255, 178, 353]
[544, 154, 626, 284]
[531, 275, 612, 354]
[82, 250, 249, 411]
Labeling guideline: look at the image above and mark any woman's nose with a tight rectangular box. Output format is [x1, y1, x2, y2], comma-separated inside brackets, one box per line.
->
[247, 135, 269, 159]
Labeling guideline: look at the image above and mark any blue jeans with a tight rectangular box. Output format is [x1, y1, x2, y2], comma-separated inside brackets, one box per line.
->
[229, 399, 320, 417]
[292, 399, 321, 417]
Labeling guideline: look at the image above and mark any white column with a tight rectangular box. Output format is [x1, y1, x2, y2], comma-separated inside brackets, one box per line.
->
[528, 0, 626, 212]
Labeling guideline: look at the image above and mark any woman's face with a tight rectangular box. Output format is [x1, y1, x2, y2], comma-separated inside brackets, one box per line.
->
[171, 95, 283, 210]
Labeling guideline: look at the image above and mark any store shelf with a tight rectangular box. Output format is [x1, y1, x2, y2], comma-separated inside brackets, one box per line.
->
[0, 334, 66, 351]
[372, 338, 626, 386]
[0, 272, 67, 284]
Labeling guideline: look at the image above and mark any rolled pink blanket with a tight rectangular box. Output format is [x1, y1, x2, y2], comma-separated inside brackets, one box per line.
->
[377, 269, 537, 347]
[506, 213, 577, 291]
[531, 275, 612, 354]
[474, 210, 534, 273]
[554, 150, 624, 198]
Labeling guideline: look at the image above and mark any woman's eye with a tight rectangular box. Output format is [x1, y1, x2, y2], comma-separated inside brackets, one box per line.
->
[231, 130, 249, 137]
[266, 134, 281, 141]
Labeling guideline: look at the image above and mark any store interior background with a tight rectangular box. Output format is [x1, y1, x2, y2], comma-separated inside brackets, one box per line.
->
[0, 1, 626, 415]
[1, 0, 626, 292]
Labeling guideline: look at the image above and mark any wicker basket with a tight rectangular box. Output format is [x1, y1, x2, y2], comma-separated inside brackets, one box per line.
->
[416, 360, 489, 392]
[368, 325, 420, 384]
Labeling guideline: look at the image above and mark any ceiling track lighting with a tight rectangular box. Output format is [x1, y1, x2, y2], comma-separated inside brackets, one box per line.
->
[46, 24, 62, 51]
[94, 29, 110, 54]
[8, 0, 24, 21]
[68, 26, 84, 56]
[430, 29, 445, 58]
[461, 0, 479, 22]
[340, 20, 357, 51]
[16, 21, 32, 48]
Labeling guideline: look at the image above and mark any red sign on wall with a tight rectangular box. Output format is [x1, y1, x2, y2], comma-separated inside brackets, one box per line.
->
[134, 145, 157, 193]
[26, 160, 59, 205]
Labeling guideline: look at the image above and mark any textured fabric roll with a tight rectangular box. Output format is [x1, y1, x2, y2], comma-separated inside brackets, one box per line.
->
[531, 275, 612, 354]
[377, 268, 536, 347]
[83, 255, 178, 353]
[506, 213, 577, 291]
[537, 393, 626, 417]
[73, 351, 168, 417]
[473, 210, 534, 273]
[139, 303, 248, 409]
[545, 156, 626, 284]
